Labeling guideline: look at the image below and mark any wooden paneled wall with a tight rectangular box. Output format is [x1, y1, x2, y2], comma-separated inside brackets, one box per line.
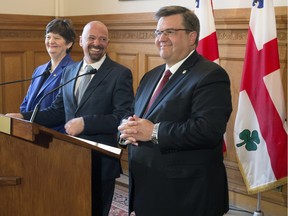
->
[0, 7, 287, 216]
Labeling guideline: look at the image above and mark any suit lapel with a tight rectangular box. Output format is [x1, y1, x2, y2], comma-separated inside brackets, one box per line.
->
[36, 55, 73, 98]
[143, 69, 188, 117]
[71, 62, 83, 106]
[144, 51, 200, 117]
[34, 63, 50, 99]
[77, 57, 113, 108]
[139, 67, 164, 117]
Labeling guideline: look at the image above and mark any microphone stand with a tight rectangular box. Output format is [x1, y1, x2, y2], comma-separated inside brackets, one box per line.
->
[0, 70, 50, 86]
[29, 69, 97, 123]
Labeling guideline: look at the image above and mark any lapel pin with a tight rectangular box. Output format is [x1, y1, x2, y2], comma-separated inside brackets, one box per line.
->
[53, 74, 57, 77]
[182, 70, 187, 74]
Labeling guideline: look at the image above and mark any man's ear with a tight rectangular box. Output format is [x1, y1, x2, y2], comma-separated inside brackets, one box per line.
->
[79, 35, 83, 47]
[189, 31, 197, 46]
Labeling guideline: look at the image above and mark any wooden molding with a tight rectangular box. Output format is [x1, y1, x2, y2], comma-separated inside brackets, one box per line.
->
[0, 176, 21, 186]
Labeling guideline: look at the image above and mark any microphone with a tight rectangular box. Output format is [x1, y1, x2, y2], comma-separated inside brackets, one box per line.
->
[0, 70, 50, 86]
[29, 68, 97, 122]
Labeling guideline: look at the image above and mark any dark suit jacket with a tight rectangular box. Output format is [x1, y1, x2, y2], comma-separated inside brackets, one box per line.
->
[23, 55, 134, 181]
[20, 54, 74, 132]
[128, 51, 232, 216]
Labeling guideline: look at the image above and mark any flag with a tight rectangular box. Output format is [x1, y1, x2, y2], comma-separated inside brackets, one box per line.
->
[194, 0, 219, 63]
[234, 0, 287, 194]
[194, 0, 227, 153]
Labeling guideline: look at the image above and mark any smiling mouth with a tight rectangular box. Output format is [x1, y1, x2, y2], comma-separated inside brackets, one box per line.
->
[160, 43, 172, 48]
[91, 47, 100, 51]
[90, 47, 103, 54]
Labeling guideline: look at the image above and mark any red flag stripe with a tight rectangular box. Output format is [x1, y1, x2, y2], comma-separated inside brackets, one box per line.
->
[196, 32, 219, 62]
[241, 30, 287, 179]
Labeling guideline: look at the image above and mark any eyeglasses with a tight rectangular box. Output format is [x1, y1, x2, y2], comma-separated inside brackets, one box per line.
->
[154, 28, 193, 38]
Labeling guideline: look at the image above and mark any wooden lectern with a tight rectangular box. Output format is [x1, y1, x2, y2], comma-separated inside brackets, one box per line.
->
[0, 115, 122, 216]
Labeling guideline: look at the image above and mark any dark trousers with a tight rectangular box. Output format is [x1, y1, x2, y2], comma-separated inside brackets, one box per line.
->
[92, 178, 115, 216]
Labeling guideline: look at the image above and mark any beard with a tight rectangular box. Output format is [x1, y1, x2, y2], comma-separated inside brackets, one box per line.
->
[88, 45, 105, 62]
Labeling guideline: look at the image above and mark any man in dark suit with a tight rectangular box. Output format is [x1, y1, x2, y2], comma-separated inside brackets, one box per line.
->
[118, 6, 232, 216]
[7, 21, 134, 216]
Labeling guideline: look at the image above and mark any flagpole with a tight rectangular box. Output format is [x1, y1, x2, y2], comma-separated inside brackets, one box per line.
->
[253, 192, 264, 216]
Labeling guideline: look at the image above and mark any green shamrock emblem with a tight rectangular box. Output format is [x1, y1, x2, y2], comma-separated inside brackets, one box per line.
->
[236, 129, 260, 151]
